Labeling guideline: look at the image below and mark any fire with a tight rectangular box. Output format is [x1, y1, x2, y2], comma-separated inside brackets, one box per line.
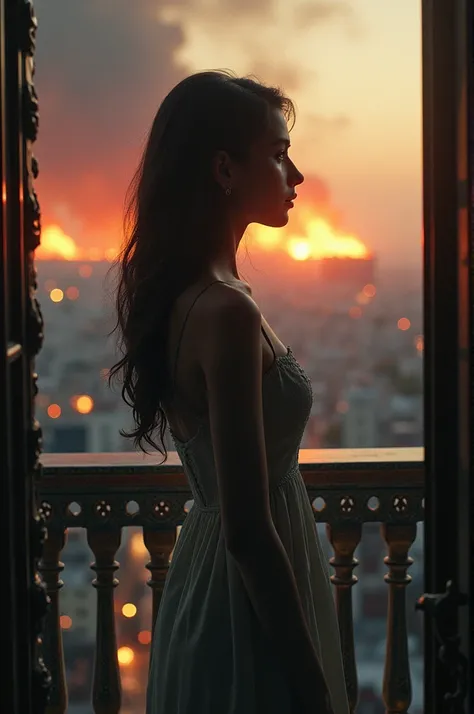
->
[251, 212, 369, 261]
[36, 224, 79, 260]
[287, 239, 312, 261]
[302, 218, 368, 259]
[37, 207, 369, 263]
[36, 224, 118, 261]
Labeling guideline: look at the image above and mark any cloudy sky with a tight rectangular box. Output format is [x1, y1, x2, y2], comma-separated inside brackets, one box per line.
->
[34, 0, 422, 269]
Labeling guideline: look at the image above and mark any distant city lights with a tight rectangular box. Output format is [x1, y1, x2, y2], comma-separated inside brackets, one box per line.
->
[60, 615, 72, 629]
[117, 646, 135, 666]
[356, 291, 371, 305]
[415, 335, 424, 352]
[50, 288, 64, 303]
[78, 264, 93, 278]
[47, 404, 61, 419]
[398, 317, 411, 331]
[70, 394, 94, 414]
[349, 306, 362, 319]
[363, 284, 376, 298]
[66, 286, 80, 300]
[138, 630, 152, 646]
[122, 603, 137, 618]
[130, 532, 148, 558]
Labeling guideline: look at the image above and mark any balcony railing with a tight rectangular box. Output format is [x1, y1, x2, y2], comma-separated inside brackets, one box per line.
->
[38, 447, 424, 714]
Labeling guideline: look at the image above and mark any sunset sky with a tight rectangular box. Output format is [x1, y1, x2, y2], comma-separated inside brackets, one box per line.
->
[34, 0, 422, 269]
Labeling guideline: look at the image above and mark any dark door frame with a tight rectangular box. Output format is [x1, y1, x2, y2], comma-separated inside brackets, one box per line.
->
[421, 0, 472, 711]
[0, 1, 49, 712]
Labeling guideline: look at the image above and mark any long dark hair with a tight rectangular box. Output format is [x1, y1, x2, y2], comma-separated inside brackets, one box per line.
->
[108, 70, 295, 459]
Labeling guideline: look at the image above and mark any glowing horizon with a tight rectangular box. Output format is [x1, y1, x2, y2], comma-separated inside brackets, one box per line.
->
[36, 210, 372, 264]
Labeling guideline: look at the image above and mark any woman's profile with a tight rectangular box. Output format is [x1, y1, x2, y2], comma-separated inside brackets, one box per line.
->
[109, 70, 349, 714]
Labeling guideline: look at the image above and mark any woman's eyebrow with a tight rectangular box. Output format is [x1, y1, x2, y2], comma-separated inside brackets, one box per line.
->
[271, 138, 291, 147]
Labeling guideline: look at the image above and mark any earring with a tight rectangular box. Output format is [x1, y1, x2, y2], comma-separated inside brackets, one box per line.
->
[225, 187, 232, 196]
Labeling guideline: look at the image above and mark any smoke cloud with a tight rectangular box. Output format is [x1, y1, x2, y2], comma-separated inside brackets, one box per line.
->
[34, 0, 353, 254]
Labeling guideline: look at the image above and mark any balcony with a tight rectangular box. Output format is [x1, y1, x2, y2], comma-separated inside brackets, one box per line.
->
[39, 447, 424, 714]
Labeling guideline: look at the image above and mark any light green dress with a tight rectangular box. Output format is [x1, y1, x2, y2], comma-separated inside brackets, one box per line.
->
[146, 344, 349, 714]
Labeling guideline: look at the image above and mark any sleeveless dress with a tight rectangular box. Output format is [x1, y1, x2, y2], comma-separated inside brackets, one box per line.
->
[146, 281, 349, 714]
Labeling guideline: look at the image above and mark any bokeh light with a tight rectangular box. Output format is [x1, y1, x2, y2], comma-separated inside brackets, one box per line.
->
[138, 630, 152, 645]
[122, 603, 137, 618]
[349, 306, 362, 319]
[50, 288, 64, 303]
[78, 264, 93, 278]
[60, 615, 72, 629]
[363, 284, 377, 298]
[117, 647, 134, 666]
[47, 404, 61, 419]
[398, 317, 411, 331]
[71, 395, 94, 414]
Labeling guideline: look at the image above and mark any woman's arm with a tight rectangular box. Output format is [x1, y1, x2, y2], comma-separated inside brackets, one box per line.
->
[200, 284, 333, 713]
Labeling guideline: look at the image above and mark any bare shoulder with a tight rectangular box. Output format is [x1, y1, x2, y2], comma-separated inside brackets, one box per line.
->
[198, 281, 261, 366]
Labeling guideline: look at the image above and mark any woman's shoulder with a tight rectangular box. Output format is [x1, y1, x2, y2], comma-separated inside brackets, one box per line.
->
[184, 276, 254, 315]
[185, 278, 260, 354]
[170, 276, 257, 350]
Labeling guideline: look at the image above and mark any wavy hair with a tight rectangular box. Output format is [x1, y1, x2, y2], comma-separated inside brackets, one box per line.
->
[108, 70, 295, 460]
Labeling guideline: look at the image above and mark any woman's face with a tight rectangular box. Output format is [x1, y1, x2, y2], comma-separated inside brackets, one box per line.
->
[230, 107, 304, 228]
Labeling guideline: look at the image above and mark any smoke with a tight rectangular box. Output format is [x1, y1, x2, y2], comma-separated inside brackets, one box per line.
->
[34, 0, 188, 250]
[33, 0, 354, 253]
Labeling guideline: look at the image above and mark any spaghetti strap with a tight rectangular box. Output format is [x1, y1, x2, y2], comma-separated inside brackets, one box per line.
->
[172, 280, 223, 391]
[261, 323, 276, 360]
[172, 279, 275, 395]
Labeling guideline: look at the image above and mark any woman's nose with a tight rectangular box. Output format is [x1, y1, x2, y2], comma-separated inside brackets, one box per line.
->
[293, 167, 304, 186]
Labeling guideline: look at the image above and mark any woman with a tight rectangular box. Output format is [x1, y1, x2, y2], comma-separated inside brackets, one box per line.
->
[109, 70, 349, 714]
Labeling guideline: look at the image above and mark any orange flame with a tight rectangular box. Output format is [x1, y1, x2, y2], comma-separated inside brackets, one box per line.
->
[252, 213, 369, 261]
[36, 224, 118, 261]
[38, 208, 368, 263]
[36, 224, 79, 260]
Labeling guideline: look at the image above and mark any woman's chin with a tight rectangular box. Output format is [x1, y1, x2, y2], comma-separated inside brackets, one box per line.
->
[259, 211, 290, 228]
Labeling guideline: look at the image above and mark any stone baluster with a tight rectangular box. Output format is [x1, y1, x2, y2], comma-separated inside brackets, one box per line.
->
[326, 522, 362, 714]
[87, 529, 122, 714]
[143, 528, 177, 634]
[381, 523, 417, 714]
[38, 528, 67, 714]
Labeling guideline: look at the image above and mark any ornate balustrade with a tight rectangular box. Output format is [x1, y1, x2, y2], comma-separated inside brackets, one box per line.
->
[38, 447, 424, 714]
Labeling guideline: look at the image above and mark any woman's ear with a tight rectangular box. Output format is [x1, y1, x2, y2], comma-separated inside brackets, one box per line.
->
[212, 150, 233, 190]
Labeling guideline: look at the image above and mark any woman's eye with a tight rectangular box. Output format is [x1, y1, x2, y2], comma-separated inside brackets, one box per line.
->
[276, 151, 287, 161]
